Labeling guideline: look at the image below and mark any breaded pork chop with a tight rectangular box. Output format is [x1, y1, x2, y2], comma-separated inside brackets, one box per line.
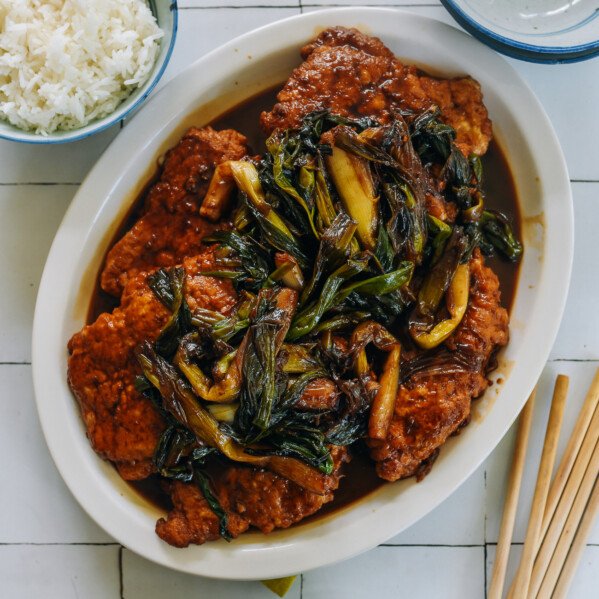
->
[368, 250, 508, 481]
[100, 127, 248, 297]
[156, 480, 250, 548]
[156, 447, 349, 547]
[261, 27, 492, 157]
[68, 248, 237, 480]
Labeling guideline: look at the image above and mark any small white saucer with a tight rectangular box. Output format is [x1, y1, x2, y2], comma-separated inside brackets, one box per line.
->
[441, 0, 599, 63]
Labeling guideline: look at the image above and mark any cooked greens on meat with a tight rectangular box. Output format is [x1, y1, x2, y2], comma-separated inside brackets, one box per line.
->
[67, 27, 521, 548]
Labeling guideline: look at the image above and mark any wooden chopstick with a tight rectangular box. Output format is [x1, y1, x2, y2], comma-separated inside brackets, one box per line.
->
[488, 389, 537, 599]
[536, 439, 599, 598]
[552, 478, 599, 599]
[541, 368, 599, 533]
[528, 403, 599, 597]
[509, 375, 569, 599]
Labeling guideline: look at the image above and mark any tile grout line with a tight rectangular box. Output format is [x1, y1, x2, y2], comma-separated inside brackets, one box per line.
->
[0, 542, 121, 546]
[179, 5, 301, 10]
[550, 358, 599, 363]
[379, 543, 485, 547]
[0, 182, 80, 186]
[484, 543, 489, 599]
[300, 572, 304, 598]
[119, 545, 124, 599]
[483, 469, 488, 599]
[302, 3, 442, 6]
[487, 542, 521, 546]
[0, 361, 31, 365]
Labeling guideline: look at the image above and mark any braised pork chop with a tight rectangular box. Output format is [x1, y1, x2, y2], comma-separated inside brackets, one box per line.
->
[68, 248, 237, 480]
[100, 127, 248, 297]
[156, 447, 349, 547]
[261, 27, 492, 157]
[368, 250, 508, 481]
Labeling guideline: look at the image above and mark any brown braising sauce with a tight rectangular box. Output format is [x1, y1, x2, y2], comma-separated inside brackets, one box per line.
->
[87, 85, 522, 520]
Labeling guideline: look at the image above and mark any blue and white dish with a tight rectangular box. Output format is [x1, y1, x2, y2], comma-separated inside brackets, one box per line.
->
[441, 0, 599, 63]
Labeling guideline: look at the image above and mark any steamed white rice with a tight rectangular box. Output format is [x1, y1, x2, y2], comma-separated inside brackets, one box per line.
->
[0, 0, 164, 135]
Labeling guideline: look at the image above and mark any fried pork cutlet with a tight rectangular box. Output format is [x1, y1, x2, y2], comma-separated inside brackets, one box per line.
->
[156, 480, 250, 548]
[261, 27, 492, 157]
[100, 127, 249, 297]
[368, 250, 509, 481]
[156, 447, 349, 547]
[68, 248, 237, 480]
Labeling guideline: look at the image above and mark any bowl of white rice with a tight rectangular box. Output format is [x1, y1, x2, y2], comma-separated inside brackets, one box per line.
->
[0, 0, 178, 143]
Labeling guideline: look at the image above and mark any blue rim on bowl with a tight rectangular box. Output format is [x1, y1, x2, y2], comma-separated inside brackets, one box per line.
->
[0, 0, 179, 144]
[441, 0, 599, 63]
[446, 15, 599, 65]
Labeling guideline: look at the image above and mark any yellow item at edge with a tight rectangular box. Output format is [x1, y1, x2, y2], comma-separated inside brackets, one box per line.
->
[261, 575, 298, 597]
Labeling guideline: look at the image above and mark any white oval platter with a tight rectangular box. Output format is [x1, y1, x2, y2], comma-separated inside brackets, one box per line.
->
[32, 8, 573, 580]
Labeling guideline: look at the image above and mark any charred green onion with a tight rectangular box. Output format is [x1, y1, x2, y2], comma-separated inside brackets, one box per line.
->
[207, 402, 239, 423]
[411, 263, 470, 350]
[480, 210, 523, 261]
[147, 267, 193, 358]
[136, 106, 523, 502]
[265, 133, 319, 237]
[274, 252, 305, 291]
[288, 255, 369, 340]
[280, 343, 320, 373]
[349, 321, 401, 440]
[201, 162, 236, 222]
[325, 145, 379, 250]
[137, 341, 329, 494]
[174, 336, 240, 403]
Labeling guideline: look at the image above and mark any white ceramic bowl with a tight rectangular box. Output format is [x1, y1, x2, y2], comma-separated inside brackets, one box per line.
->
[0, 0, 178, 144]
[32, 8, 573, 580]
[441, 0, 599, 62]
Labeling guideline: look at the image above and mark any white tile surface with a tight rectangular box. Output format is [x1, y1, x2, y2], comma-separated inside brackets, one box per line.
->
[0, 3, 597, 599]
[0, 125, 119, 184]
[550, 183, 599, 360]
[507, 60, 599, 182]
[0, 545, 120, 599]
[0, 185, 74, 363]
[122, 549, 301, 599]
[0, 365, 113, 543]
[303, 546, 485, 598]
[388, 463, 485, 545]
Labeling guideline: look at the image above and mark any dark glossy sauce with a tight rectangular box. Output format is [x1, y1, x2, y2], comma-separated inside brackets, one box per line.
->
[481, 142, 521, 312]
[87, 171, 160, 322]
[89, 85, 522, 516]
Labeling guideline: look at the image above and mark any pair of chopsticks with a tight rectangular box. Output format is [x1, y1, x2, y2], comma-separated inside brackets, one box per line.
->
[489, 369, 599, 599]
